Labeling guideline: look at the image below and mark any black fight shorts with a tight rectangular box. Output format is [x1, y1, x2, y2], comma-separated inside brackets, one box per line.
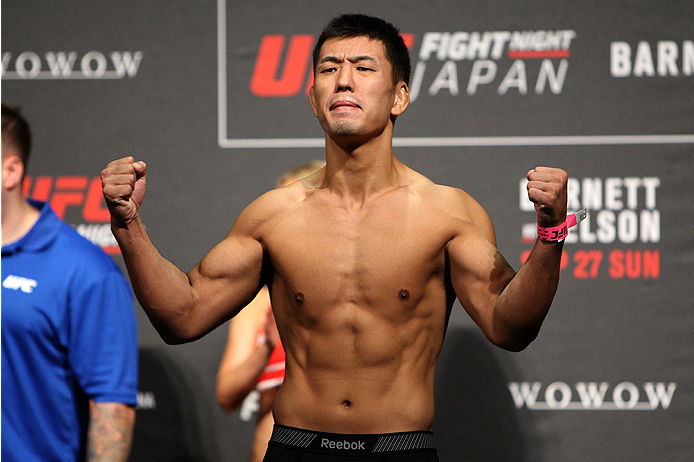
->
[262, 424, 440, 461]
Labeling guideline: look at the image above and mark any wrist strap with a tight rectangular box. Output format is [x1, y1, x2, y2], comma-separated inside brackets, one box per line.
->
[537, 208, 587, 242]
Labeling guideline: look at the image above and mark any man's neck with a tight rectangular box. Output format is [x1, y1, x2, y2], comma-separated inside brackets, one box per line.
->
[2, 194, 40, 246]
[323, 134, 402, 205]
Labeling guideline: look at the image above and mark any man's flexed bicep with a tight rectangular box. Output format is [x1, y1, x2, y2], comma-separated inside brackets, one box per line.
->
[142, 200, 268, 345]
[446, 209, 517, 350]
[183, 225, 266, 342]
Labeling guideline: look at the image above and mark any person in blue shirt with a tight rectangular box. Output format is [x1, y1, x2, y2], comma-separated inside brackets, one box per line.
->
[2, 103, 138, 462]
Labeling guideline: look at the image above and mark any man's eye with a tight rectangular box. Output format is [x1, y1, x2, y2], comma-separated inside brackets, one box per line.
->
[321, 67, 336, 73]
[357, 67, 373, 72]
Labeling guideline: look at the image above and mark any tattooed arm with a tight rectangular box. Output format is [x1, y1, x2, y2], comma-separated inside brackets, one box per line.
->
[86, 401, 136, 462]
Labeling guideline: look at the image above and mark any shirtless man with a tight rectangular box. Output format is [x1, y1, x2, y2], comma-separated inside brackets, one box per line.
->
[101, 14, 568, 462]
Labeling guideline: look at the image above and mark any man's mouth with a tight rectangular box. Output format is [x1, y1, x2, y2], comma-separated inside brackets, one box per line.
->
[330, 99, 361, 111]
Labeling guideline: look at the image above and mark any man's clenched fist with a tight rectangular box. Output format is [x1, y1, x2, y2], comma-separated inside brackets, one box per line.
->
[101, 156, 147, 226]
[526, 166, 568, 228]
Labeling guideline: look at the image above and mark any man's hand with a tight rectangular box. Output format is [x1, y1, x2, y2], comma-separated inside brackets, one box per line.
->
[527, 166, 568, 228]
[101, 157, 147, 226]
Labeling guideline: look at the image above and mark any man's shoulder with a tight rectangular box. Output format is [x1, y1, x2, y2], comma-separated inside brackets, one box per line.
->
[231, 182, 312, 236]
[409, 180, 494, 239]
[247, 182, 309, 216]
[413, 181, 480, 212]
[400, 167, 473, 201]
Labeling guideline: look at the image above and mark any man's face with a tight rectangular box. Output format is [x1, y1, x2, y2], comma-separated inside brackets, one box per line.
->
[1, 139, 17, 201]
[1, 135, 26, 189]
[310, 36, 407, 141]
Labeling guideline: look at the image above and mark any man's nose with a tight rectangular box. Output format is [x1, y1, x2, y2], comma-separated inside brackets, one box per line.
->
[335, 66, 354, 92]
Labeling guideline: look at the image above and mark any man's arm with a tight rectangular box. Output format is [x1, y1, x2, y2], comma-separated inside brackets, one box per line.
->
[448, 167, 568, 351]
[101, 157, 265, 344]
[86, 401, 135, 462]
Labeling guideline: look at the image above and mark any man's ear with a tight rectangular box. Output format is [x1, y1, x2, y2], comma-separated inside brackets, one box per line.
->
[2, 155, 25, 191]
[391, 82, 410, 117]
[309, 85, 318, 117]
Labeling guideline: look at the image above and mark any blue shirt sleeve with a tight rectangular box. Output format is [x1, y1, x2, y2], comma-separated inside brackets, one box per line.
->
[67, 269, 138, 406]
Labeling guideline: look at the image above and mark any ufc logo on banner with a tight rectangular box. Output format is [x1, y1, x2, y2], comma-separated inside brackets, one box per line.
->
[249, 34, 415, 97]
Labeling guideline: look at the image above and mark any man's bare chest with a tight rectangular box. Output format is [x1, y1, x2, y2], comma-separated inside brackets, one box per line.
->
[263, 203, 454, 294]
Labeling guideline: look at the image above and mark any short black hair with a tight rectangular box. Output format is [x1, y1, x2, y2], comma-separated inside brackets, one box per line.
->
[1, 103, 32, 169]
[312, 14, 411, 86]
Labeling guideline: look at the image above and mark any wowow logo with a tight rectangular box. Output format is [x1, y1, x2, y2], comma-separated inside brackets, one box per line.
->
[2, 51, 143, 80]
[23, 176, 120, 254]
[136, 391, 157, 410]
[509, 381, 677, 410]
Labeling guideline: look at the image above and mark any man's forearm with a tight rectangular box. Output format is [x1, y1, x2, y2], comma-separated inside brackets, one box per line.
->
[86, 402, 135, 462]
[494, 238, 563, 351]
[113, 216, 197, 343]
[491, 165, 569, 350]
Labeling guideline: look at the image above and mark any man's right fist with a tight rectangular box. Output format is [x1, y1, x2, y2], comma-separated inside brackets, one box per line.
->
[101, 156, 147, 226]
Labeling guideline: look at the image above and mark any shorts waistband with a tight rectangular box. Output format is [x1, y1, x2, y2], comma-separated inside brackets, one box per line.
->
[268, 424, 436, 455]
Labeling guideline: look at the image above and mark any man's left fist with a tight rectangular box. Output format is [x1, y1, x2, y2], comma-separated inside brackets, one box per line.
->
[527, 166, 568, 228]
